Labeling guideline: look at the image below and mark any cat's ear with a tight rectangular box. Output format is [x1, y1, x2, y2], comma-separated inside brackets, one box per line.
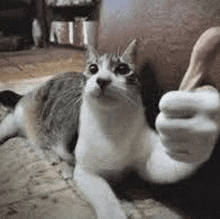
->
[121, 39, 137, 64]
[86, 45, 98, 62]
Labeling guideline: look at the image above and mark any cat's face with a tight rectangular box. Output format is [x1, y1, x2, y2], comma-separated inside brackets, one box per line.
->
[83, 40, 142, 109]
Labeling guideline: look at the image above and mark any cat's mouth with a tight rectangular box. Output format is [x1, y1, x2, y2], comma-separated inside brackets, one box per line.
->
[89, 88, 119, 102]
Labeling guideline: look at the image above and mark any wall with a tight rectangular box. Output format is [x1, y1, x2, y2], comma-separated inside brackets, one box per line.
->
[97, 0, 220, 91]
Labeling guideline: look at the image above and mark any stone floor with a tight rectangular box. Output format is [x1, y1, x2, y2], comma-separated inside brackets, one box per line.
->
[0, 47, 183, 219]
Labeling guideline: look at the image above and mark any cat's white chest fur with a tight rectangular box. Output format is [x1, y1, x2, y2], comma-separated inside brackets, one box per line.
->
[75, 99, 150, 175]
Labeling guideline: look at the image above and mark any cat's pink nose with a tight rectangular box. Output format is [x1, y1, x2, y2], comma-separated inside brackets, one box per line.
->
[96, 78, 111, 89]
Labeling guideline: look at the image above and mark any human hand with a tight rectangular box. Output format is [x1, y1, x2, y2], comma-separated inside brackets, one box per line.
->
[156, 89, 220, 163]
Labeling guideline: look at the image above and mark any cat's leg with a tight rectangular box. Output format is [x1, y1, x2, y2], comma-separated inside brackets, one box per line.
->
[0, 113, 18, 143]
[74, 165, 127, 219]
[52, 143, 74, 164]
[140, 133, 201, 184]
[0, 104, 26, 144]
[45, 143, 75, 179]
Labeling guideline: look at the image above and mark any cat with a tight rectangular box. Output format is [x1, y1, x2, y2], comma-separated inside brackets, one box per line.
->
[73, 40, 202, 219]
[0, 40, 202, 219]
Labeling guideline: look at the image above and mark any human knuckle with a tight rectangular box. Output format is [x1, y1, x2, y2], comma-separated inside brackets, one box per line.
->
[194, 123, 218, 136]
[200, 93, 220, 111]
[156, 114, 167, 130]
[159, 91, 179, 110]
[206, 101, 220, 113]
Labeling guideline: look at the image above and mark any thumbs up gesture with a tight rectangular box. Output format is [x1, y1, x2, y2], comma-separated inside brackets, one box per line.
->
[156, 89, 220, 163]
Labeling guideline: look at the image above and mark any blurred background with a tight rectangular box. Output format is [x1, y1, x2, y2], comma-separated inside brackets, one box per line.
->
[0, 0, 220, 90]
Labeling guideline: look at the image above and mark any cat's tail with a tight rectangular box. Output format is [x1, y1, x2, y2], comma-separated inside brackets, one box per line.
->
[0, 90, 23, 109]
[179, 27, 220, 90]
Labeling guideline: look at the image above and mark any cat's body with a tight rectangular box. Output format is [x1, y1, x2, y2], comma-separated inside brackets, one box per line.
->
[0, 72, 84, 162]
[0, 40, 201, 219]
[73, 41, 200, 219]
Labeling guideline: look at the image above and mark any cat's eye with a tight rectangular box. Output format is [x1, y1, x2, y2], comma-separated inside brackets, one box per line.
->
[89, 64, 99, 74]
[115, 64, 130, 75]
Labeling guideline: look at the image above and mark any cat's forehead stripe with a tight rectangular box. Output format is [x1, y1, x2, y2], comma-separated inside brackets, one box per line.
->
[97, 54, 121, 69]
[100, 54, 120, 62]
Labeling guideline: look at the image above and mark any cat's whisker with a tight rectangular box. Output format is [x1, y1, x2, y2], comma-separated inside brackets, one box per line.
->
[111, 83, 140, 107]
[125, 96, 138, 107]
[58, 88, 83, 97]
[115, 82, 139, 95]
[66, 96, 82, 108]
[56, 78, 85, 96]
[71, 97, 82, 107]
[55, 89, 82, 102]
[64, 98, 81, 109]
[114, 89, 137, 107]
[60, 92, 82, 101]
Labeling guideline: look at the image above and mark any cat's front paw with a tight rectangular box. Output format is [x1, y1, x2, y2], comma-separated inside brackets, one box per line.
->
[156, 89, 220, 163]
